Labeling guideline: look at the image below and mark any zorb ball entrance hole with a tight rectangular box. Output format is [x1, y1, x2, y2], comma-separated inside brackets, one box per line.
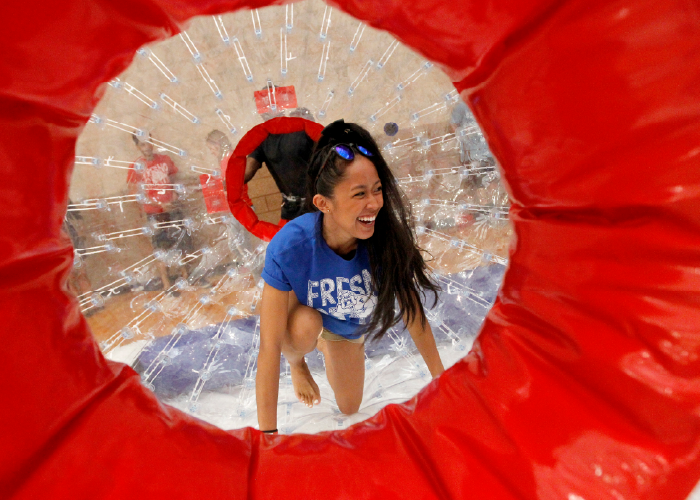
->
[67, 0, 512, 433]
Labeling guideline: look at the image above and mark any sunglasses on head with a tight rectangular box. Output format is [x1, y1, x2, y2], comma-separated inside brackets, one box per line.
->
[315, 143, 374, 185]
[332, 143, 373, 160]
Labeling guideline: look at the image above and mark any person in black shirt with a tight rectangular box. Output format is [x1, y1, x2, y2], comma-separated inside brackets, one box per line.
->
[245, 109, 317, 221]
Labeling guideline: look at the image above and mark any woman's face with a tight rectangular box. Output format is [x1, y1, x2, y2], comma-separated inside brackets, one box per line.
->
[318, 155, 384, 242]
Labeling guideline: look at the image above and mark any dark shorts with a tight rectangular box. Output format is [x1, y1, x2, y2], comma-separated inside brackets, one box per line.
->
[148, 211, 194, 252]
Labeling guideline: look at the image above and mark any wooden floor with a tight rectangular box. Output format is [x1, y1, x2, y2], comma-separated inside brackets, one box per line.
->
[85, 284, 258, 343]
[246, 164, 283, 224]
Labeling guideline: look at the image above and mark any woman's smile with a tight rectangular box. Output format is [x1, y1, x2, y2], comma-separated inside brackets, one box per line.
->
[316, 155, 384, 253]
[356, 214, 377, 231]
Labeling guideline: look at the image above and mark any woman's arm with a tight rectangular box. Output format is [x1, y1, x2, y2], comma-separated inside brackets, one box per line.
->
[404, 308, 445, 379]
[256, 283, 289, 432]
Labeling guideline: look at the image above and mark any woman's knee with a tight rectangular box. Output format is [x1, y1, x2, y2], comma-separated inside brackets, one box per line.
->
[337, 397, 361, 415]
[288, 304, 322, 334]
[336, 380, 363, 415]
[286, 304, 322, 351]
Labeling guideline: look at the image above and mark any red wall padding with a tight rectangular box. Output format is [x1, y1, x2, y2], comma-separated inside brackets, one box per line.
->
[1, 0, 699, 498]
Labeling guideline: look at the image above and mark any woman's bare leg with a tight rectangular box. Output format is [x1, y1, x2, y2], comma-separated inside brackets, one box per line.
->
[283, 293, 322, 407]
[317, 338, 365, 414]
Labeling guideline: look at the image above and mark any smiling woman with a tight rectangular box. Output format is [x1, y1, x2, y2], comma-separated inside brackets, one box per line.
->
[307, 120, 441, 343]
[256, 121, 444, 431]
[2, 0, 700, 498]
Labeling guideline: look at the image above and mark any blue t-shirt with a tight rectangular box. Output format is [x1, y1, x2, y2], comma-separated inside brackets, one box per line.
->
[262, 211, 377, 339]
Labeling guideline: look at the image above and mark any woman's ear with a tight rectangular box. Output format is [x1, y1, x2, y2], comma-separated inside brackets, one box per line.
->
[313, 194, 330, 213]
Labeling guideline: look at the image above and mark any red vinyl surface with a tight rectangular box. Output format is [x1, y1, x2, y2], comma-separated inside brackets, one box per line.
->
[226, 116, 323, 241]
[1, 0, 699, 498]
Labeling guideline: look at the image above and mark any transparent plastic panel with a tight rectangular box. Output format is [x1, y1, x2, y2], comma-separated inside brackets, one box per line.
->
[67, 0, 512, 433]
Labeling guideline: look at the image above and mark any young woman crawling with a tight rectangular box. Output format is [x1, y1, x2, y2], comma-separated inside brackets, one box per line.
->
[256, 120, 445, 434]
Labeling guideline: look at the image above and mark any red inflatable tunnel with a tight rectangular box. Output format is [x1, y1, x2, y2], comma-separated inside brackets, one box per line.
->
[226, 116, 324, 241]
[2, 0, 700, 499]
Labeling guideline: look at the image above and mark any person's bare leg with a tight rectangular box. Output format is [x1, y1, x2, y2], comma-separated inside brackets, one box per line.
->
[77, 268, 91, 292]
[156, 260, 171, 289]
[317, 337, 365, 414]
[283, 293, 322, 408]
[179, 262, 188, 281]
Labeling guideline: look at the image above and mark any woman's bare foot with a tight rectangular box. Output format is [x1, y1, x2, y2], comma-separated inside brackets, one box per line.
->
[290, 358, 321, 408]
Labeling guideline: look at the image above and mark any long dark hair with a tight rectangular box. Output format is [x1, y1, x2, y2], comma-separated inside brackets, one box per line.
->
[306, 120, 439, 341]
